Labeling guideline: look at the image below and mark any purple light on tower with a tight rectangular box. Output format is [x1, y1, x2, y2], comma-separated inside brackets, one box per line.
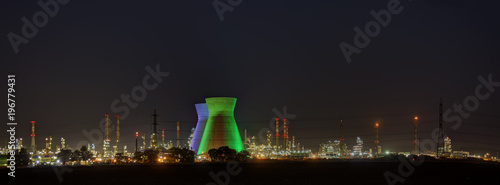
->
[190, 103, 209, 155]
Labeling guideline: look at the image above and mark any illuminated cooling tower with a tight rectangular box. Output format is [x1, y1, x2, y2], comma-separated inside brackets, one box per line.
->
[189, 103, 209, 154]
[197, 97, 244, 155]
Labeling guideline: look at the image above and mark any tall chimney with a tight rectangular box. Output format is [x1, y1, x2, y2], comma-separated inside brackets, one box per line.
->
[31, 121, 36, 154]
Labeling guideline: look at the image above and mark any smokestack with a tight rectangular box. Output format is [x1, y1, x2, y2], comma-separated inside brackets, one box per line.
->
[116, 115, 120, 153]
[49, 136, 52, 154]
[413, 116, 419, 155]
[375, 122, 379, 156]
[105, 114, 109, 141]
[275, 118, 279, 148]
[135, 132, 138, 152]
[31, 121, 36, 154]
[340, 119, 346, 157]
[437, 98, 444, 157]
[45, 137, 49, 154]
[177, 121, 180, 148]
[152, 109, 158, 148]
[162, 129, 165, 148]
[283, 119, 288, 151]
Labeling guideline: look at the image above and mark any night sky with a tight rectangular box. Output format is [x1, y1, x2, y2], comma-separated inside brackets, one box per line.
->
[2, 0, 499, 154]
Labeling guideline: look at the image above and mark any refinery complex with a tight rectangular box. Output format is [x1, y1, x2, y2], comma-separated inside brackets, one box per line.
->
[0, 97, 497, 166]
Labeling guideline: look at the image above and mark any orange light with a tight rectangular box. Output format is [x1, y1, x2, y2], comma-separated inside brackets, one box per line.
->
[375, 122, 379, 128]
[414, 116, 418, 120]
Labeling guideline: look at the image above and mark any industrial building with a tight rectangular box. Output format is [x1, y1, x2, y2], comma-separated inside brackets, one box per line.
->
[4, 97, 493, 167]
[352, 137, 363, 157]
[318, 140, 341, 158]
[197, 97, 244, 155]
[189, 103, 209, 154]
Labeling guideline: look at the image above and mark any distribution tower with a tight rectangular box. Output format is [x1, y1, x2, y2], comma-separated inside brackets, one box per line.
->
[190, 103, 209, 154]
[197, 97, 244, 155]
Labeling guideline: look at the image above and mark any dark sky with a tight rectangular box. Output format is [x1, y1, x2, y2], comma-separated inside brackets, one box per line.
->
[2, 0, 499, 154]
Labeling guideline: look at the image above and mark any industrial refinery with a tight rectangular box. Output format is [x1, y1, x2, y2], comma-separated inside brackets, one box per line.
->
[1, 96, 497, 168]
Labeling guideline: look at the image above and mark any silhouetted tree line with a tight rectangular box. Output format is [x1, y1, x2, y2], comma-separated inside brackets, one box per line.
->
[133, 149, 159, 163]
[208, 146, 249, 162]
[56, 146, 92, 164]
[15, 148, 30, 166]
[166, 147, 195, 163]
[114, 153, 128, 164]
[133, 147, 195, 163]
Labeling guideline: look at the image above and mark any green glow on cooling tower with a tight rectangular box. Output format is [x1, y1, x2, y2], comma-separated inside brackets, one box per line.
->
[197, 97, 244, 155]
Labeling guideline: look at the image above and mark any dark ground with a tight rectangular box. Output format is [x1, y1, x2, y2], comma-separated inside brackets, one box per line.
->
[2, 160, 500, 185]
